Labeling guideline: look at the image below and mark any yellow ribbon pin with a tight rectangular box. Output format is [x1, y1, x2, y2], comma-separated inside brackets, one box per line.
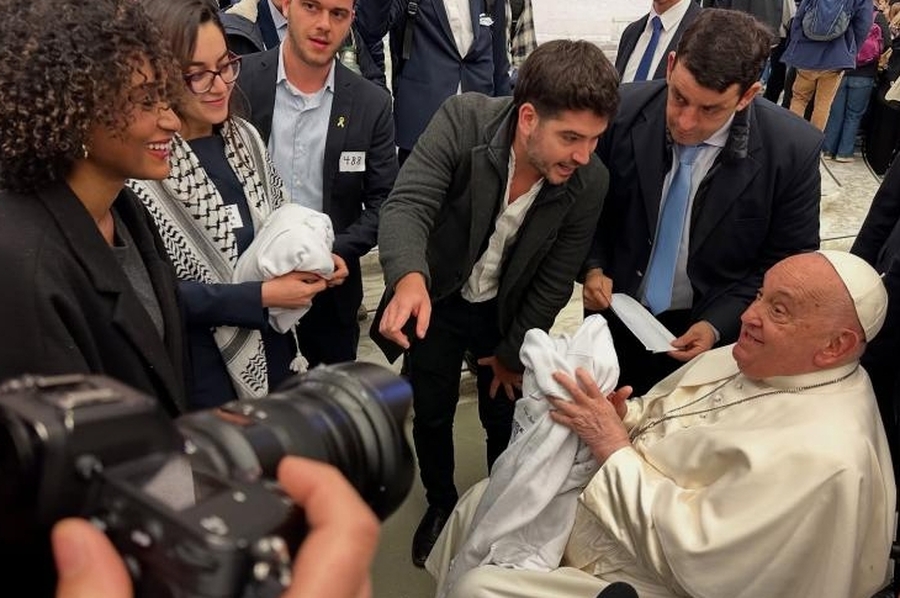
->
[337, 116, 346, 128]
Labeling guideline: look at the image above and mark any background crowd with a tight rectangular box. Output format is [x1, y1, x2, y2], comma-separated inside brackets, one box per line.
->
[2, 0, 900, 596]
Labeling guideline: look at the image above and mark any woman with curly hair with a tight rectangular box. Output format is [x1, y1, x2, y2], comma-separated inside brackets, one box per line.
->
[0, 0, 187, 589]
[130, 0, 340, 409]
[0, 0, 187, 415]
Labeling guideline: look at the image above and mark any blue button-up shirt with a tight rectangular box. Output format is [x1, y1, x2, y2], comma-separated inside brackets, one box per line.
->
[268, 49, 335, 212]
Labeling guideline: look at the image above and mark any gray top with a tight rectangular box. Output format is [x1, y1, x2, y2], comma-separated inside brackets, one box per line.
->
[111, 209, 164, 338]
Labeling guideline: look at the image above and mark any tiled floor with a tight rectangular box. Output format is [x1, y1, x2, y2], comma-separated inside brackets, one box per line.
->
[360, 153, 886, 598]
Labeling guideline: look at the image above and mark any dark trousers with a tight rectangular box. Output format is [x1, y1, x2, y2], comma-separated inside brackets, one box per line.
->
[407, 293, 517, 509]
[588, 307, 693, 397]
[763, 38, 788, 103]
[297, 266, 362, 367]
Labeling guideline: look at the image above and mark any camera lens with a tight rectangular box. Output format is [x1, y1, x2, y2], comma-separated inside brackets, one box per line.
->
[176, 362, 414, 520]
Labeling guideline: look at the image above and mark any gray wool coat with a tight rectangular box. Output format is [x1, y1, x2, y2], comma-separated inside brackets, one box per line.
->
[372, 93, 609, 371]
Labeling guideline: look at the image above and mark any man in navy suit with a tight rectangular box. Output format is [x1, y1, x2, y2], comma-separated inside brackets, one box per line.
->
[237, 0, 398, 367]
[615, 0, 702, 83]
[357, 0, 511, 164]
[584, 8, 821, 395]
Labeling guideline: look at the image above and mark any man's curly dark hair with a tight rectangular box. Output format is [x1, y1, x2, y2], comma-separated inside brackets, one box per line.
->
[0, 0, 182, 192]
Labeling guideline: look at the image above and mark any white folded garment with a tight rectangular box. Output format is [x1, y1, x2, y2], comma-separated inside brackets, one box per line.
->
[438, 315, 619, 598]
[233, 204, 335, 333]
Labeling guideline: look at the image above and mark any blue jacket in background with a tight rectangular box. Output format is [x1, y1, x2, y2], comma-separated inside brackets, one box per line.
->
[781, 0, 874, 70]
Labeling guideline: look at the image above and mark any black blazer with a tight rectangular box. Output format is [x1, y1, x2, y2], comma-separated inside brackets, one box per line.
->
[852, 159, 900, 430]
[237, 51, 398, 325]
[0, 183, 187, 415]
[614, 1, 702, 81]
[587, 81, 822, 342]
[237, 52, 396, 260]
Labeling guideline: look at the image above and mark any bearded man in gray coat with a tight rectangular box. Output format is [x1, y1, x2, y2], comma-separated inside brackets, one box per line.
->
[370, 39, 620, 567]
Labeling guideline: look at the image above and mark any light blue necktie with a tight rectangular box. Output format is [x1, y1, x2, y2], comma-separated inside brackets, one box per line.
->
[644, 144, 702, 315]
[634, 16, 663, 82]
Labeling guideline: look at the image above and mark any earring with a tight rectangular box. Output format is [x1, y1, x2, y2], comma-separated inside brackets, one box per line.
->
[81, 143, 89, 159]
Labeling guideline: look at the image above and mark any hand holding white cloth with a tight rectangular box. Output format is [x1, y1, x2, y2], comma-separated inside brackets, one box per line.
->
[437, 314, 619, 598]
[234, 204, 335, 333]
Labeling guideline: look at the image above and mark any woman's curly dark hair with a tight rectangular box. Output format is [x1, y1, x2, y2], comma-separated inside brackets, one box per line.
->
[0, 0, 182, 192]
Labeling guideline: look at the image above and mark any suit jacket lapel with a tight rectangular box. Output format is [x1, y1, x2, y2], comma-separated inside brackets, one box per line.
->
[467, 106, 514, 261]
[253, 48, 280, 142]
[467, 0, 484, 53]
[468, 146, 504, 261]
[631, 106, 668, 234]
[432, 0, 460, 56]
[323, 62, 353, 214]
[113, 192, 186, 412]
[616, 16, 647, 75]
[38, 184, 184, 412]
[690, 107, 761, 255]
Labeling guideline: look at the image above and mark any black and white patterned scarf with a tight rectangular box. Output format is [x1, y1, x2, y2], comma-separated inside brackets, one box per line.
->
[129, 117, 287, 399]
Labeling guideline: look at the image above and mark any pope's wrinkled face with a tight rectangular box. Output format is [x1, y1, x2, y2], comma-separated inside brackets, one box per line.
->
[732, 255, 850, 380]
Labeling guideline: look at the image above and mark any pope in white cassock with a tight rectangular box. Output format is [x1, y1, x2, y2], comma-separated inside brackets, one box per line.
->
[427, 250, 896, 598]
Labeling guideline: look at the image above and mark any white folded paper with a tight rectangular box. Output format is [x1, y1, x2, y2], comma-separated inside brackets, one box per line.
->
[609, 293, 677, 353]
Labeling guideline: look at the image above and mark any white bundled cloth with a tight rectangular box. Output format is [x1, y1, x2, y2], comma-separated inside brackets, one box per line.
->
[438, 314, 619, 598]
[234, 203, 335, 333]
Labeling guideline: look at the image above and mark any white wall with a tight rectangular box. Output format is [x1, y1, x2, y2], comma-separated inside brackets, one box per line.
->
[532, 0, 647, 61]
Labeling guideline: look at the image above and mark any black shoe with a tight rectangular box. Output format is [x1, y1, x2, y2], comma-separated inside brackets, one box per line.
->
[411, 505, 452, 568]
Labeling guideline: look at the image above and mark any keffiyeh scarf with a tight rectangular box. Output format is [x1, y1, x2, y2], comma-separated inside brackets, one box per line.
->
[129, 117, 286, 399]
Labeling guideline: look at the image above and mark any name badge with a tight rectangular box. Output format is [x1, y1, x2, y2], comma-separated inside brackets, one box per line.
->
[478, 13, 494, 27]
[224, 204, 244, 228]
[340, 151, 366, 172]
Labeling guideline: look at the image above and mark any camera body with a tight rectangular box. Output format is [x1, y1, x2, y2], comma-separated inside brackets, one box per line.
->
[0, 363, 414, 597]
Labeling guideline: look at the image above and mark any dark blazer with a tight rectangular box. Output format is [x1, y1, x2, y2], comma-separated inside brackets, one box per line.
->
[852, 158, 900, 455]
[0, 183, 187, 415]
[237, 51, 398, 326]
[708, 0, 782, 33]
[614, 0, 702, 81]
[373, 94, 609, 370]
[586, 81, 821, 343]
[384, 0, 511, 150]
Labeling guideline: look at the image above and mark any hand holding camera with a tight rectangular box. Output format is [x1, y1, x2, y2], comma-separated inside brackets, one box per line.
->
[0, 362, 414, 597]
[52, 456, 380, 598]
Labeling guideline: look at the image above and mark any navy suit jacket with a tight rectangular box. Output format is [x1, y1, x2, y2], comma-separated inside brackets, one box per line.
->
[614, 1, 702, 81]
[586, 81, 822, 343]
[237, 51, 398, 325]
[383, 0, 511, 150]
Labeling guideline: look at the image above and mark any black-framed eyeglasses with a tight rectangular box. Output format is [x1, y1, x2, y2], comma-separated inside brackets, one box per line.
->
[183, 53, 242, 95]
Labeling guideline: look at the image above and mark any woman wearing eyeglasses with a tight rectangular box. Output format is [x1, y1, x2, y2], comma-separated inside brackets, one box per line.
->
[131, 0, 333, 409]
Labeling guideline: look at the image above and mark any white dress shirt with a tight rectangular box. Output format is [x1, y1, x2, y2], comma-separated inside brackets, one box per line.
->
[621, 0, 693, 83]
[444, 0, 475, 57]
[268, 49, 335, 212]
[462, 149, 544, 303]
